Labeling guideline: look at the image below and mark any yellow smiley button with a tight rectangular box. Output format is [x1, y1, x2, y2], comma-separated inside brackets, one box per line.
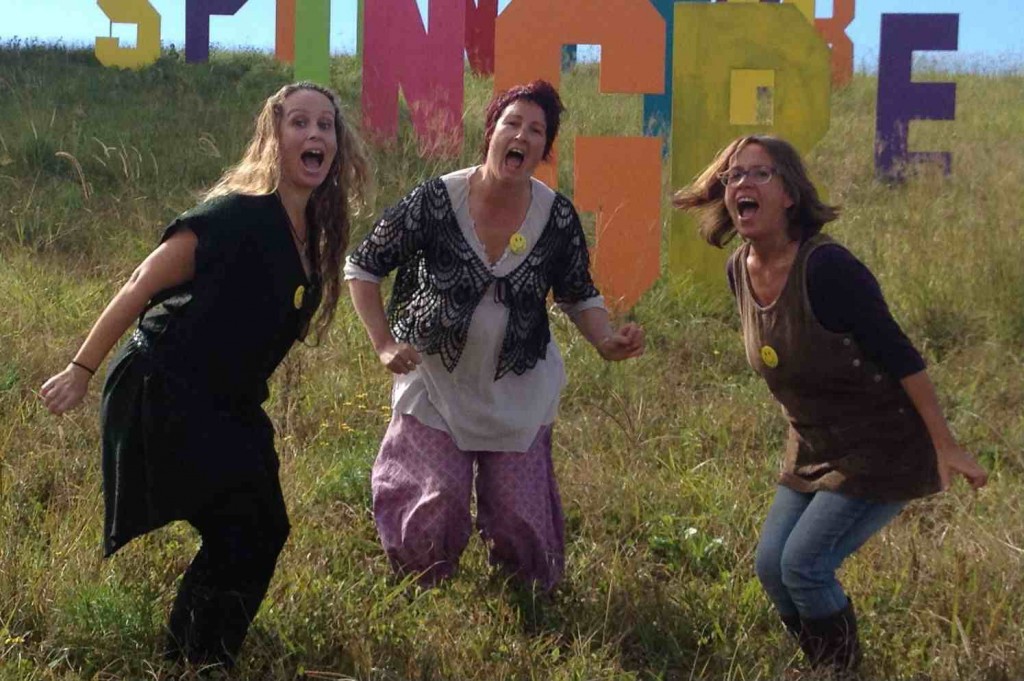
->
[760, 345, 779, 368]
[509, 233, 527, 255]
[293, 284, 305, 310]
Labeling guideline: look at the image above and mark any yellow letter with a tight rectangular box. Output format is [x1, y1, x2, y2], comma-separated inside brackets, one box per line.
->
[669, 3, 831, 284]
[725, 0, 814, 23]
[95, 0, 161, 69]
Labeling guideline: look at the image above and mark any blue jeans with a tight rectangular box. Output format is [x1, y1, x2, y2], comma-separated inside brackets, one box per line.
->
[754, 485, 904, 620]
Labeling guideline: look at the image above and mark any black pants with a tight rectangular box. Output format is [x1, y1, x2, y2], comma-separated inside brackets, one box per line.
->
[165, 473, 290, 669]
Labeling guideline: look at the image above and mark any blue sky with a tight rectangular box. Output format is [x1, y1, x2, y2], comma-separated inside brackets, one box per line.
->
[3, 0, 1021, 69]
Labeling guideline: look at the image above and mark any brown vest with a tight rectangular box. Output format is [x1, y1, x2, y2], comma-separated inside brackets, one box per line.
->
[732, 235, 941, 502]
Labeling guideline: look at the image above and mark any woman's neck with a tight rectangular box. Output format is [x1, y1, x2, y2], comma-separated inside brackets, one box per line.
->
[277, 184, 311, 236]
[748, 230, 798, 266]
[474, 164, 531, 208]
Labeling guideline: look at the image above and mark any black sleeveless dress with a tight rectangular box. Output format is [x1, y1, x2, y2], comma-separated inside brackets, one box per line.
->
[100, 192, 321, 556]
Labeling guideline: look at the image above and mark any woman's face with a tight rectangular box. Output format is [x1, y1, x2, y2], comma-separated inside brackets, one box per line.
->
[278, 89, 338, 194]
[723, 143, 794, 242]
[485, 99, 547, 182]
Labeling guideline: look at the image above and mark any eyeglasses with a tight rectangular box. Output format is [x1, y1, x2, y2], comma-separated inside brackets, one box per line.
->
[718, 165, 777, 187]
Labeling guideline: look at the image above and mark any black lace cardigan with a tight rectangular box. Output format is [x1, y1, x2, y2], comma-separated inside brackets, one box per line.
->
[348, 177, 600, 380]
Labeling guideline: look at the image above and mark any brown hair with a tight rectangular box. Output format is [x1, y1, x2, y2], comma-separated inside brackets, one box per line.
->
[672, 135, 839, 248]
[205, 82, 372, 341]
[481, 80, 564, 161]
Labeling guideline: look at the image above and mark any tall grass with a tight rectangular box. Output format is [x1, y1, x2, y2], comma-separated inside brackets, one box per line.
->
[1, 44, 1023, 680]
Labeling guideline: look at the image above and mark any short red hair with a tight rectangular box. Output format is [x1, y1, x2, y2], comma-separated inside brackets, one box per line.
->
[482, 80, 565, 162]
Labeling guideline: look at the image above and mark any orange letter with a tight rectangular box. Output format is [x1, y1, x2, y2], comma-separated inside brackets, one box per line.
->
[816, 0, 855, 88]
[275, 0, 295, 64]
[575, 137, 662, 313]
[495, 1, 664, 310]
[494, 0, 664, 187]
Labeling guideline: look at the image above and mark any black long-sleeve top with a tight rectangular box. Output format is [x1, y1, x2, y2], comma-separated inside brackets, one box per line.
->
[728, 243, 925, 379]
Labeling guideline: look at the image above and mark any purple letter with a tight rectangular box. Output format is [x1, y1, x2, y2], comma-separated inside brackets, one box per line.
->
[186, 0, 249, 63]
[875, 14, 958, 180]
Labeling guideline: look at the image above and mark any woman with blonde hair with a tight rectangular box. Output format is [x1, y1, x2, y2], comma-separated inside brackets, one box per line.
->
[40, 82, 370, 669]
[674, 135, 986, 674]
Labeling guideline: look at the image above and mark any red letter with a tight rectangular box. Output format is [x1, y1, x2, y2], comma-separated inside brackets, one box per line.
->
[466, 0, 497, 76]
[362, 0, 465, 155]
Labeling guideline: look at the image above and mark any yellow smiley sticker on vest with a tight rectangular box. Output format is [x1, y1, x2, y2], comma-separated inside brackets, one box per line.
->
[760, 345, 779, 368]
[293, 285, 305, 310]
[509, 233, 527, 255]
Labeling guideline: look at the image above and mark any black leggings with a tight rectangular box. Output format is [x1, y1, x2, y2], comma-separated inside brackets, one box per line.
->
[165, 474, 290, 668]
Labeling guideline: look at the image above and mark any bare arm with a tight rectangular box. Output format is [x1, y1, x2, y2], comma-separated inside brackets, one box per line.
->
[347, 278, 421, 374]
[900, 369, 988, 491]
[570, 306, 645, 362]
[39, 229, 198, 414]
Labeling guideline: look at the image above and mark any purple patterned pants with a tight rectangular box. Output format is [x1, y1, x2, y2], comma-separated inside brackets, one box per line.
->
[371, 414, 565, 591]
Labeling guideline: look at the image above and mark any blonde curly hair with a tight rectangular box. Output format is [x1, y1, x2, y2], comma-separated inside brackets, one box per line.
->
[206, 81, 373, 340]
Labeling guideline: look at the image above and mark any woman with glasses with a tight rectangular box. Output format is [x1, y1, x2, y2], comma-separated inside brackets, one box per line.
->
[673, 135, 987, 674]
[40, 83, 370, 670]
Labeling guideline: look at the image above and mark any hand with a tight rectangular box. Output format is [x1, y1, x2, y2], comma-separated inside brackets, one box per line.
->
[40, 363, 92, 415]
[377, 341, 422, 375]
[597, 322, 645, 362]
[936, 443, 988, 491]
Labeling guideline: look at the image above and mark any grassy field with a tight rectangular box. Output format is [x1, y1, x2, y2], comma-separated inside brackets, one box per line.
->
[1, 44, 1023, 680]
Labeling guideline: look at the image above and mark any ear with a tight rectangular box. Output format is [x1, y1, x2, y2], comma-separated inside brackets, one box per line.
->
[782, 184, 796, 210]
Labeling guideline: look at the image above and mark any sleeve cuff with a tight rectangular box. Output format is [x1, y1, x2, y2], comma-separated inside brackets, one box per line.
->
[557, 295, 606, 318]
[343, 258, 383, 284]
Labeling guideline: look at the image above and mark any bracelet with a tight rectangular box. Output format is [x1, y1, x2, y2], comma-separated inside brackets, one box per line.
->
[70, 360, 96, 376]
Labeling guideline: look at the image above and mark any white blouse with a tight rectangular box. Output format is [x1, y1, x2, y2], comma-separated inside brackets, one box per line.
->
[344, 166, 605, 452]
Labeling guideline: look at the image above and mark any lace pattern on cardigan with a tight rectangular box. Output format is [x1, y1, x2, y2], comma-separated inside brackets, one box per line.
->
[348, 178, 599, 379]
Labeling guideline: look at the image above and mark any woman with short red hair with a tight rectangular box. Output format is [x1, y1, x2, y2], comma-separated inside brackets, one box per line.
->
[347, 80, 645, 591]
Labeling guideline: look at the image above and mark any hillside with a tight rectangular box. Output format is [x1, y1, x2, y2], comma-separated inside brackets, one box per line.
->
[1, 44, 1023, 680]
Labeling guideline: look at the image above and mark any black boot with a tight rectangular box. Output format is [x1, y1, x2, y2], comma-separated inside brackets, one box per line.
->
[798, 600, 862, 676]
[781, 613, 802, 640]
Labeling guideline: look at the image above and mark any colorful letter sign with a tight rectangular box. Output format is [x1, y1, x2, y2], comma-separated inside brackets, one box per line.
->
[95, 0, 161, 69]
[875, 14, 958, 181]
[718, 0, 854, 88]
[719, 0, 814, 22]
[494, 0, 665, 311]
[815, 0, 855, 88]
[669, 3, 831, 283]
[466, 0, 498, 76]
[294, 0, 331, 85]
[494, 0, 665, 187]
[275, 0, 295, 64]
[575, 137, 662, 312]
[643, 0, 709, 144]
[362, 0, 465, 154]
[186, 0, 249, 64]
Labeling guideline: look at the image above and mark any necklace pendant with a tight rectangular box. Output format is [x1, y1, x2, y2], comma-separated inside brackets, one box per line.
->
[294, 284, 305, 310]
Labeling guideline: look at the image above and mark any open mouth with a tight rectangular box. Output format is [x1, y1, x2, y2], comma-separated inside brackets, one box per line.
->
[504, 148, 525, 170]
[737, 197, 759, 219]
[301, 149, 324, 171]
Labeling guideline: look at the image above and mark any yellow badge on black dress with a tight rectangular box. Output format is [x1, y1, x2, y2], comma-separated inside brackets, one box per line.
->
[760, 345, 779, 368]
[509, 233, 527, 255]
[293, 285, 305, 310]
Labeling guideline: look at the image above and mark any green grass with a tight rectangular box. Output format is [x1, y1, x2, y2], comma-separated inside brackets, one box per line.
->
[1, 43, 1023, 680]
